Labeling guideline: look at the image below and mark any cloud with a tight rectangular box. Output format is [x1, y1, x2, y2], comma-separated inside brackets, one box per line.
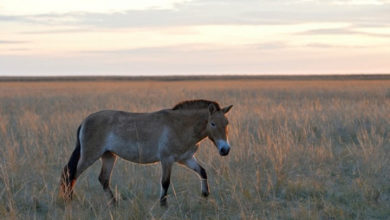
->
[301, 28, 359, 35]
[0, 40, 29, 44]
[256, 42, 289, 50]
[80, 43, 228, 55]
[19, 28, 92, 34]
[0, 15, 25, 22]
[6, 48, 30, 51]
[298, 27, 390, 38]
[304, 43, 368, 49]
[305, 43, 337, 48]
[80, 41, 291, 57]
[1, 1, 389, 28]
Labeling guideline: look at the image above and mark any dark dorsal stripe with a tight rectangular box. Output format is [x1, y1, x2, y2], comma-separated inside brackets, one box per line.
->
[172, 99, 221, 111]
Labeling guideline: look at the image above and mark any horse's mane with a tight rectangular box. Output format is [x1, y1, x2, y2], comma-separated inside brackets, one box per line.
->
[172, 99, 221, 111]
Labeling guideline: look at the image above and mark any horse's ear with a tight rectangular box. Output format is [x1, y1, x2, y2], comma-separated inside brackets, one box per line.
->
[222, 105, 233, 114]
[208, 103, 217, 115]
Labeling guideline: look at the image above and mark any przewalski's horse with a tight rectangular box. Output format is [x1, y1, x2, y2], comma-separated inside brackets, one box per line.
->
[59, 99, 233, 206]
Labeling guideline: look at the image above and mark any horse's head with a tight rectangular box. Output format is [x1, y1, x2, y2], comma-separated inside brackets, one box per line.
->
[206, 103, 233, 156]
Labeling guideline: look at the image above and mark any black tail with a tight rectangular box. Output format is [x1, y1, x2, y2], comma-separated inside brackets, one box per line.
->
[60, 125, 81, 199]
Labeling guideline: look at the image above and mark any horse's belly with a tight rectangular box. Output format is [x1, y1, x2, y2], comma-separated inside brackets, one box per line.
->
[114, 144, 160, 163]
[105, 133, 160, 163]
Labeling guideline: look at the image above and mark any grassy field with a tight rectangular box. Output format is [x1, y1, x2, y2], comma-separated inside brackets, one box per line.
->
[0, 79, 389, 219]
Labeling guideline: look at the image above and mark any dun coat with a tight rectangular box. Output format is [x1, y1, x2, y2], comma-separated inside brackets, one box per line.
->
[59, 99, 233, 206]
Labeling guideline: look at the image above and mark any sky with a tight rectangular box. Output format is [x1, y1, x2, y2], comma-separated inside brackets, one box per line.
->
[1, 0, 390, 76]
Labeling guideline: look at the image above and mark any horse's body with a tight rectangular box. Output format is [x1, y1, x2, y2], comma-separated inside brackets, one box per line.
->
[60, 100, 232, 206]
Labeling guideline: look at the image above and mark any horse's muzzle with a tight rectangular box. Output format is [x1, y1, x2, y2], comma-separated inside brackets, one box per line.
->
[219, 147, 230, 156]
[216, 139, 230, 156]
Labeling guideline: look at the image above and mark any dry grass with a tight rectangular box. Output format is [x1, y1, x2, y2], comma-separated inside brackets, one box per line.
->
[0, 79, 389, 219]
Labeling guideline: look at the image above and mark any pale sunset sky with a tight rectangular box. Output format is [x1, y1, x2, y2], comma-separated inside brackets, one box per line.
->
[1, 0, 389, 76]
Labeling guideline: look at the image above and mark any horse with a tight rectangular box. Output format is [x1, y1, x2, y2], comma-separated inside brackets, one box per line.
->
[59, 99, 233, 206]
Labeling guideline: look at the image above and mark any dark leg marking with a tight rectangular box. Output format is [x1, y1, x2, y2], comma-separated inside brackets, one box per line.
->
[160, 161, 173, 207]
[200, 166, 207, 180]
[160, 177, 170, 206]
[199, 166, 209, 197]
[180, 157, 210, 197]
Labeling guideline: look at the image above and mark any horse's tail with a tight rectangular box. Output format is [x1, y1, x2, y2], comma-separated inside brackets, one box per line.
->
[59, 125, 81, 200]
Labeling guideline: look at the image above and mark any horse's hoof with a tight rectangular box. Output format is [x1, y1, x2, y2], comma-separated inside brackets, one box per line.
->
[160, 199, 168, 207]
[108, 198, 117, 207]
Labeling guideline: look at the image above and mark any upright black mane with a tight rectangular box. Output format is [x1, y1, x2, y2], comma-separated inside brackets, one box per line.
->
[172, 99, 221, 111]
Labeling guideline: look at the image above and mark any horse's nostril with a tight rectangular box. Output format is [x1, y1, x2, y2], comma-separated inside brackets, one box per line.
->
[220, 147, 230, 156]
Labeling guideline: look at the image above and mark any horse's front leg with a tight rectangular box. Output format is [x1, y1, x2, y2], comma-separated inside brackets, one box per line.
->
[160, 160, 173, 206]
[180, 156, 209, 197]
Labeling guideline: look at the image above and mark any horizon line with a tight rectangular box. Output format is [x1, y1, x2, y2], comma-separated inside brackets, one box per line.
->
[1, 73, 390, 82]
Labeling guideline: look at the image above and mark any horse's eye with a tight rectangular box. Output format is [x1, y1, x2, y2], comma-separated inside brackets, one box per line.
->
[210, 122, 216, 127]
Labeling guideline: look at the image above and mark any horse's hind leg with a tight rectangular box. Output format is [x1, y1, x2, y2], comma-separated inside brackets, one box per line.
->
[71, 148, 103, 193]
[99, 151, 117, 205]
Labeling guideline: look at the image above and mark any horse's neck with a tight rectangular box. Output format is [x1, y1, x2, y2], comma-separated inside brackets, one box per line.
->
[192, 112, 209, 141]
[176, 110, 208, 144]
